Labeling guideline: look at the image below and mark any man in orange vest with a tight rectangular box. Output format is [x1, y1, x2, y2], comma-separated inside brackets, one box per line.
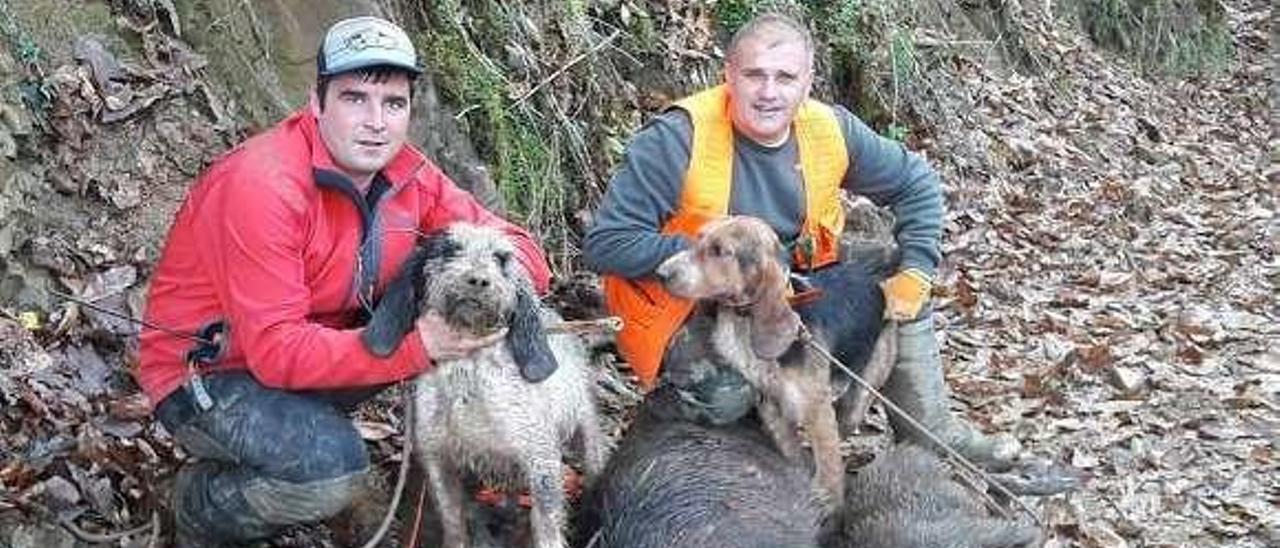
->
[584, 13, 1012, 466]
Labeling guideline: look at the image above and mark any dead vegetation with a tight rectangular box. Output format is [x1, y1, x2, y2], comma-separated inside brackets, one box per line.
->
[0, 0, 1275, 546]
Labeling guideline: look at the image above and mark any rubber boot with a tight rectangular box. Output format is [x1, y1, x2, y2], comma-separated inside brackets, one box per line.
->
[883, 315, 1019, 470]
[171, 461, 231, 548]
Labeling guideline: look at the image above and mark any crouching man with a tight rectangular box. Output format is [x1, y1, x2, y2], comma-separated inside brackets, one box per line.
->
[136, 16, 551, 547]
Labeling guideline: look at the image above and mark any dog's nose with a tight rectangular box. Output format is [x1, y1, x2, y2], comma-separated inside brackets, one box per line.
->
[466, 275, 490, 288]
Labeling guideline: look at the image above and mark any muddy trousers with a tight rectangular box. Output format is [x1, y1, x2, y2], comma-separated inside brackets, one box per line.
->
[156, 372, 379, 546]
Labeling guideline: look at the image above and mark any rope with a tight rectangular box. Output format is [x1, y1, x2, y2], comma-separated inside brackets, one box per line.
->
[359, 382, 415, 548]
[799, 324, 1043, 526]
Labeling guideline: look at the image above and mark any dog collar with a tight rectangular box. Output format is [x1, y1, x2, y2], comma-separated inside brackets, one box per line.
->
[786, 272, 823, 307]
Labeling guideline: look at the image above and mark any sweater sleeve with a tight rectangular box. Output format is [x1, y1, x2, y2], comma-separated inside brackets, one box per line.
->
[836, 106, 944, 276]
[583, 111, 695, 278]
[194, 173, 430, 391]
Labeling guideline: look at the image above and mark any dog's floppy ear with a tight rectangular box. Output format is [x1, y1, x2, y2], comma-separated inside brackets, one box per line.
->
[507, 284, 559, 382]
[749, 259, 801, 359]
[361, 242, 431, 357]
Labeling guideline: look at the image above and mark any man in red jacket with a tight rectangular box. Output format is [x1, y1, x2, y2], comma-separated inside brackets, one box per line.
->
[137, 16, 552, 546]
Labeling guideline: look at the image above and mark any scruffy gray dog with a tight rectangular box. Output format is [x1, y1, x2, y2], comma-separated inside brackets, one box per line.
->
[362, 223, 606, 548]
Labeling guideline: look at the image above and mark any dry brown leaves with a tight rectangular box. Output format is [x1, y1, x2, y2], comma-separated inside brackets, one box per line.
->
[2, 0, 1275, 546]
[919, 1, 1276, 546]
[0, 315, 173, 547]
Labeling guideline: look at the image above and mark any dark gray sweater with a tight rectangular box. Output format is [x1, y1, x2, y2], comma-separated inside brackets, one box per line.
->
[583, 106, 943, 278]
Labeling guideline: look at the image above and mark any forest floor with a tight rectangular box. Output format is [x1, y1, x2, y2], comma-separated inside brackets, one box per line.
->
[0, 0, 1275, 546]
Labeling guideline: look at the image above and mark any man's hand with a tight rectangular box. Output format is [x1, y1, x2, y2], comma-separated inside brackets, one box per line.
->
[416, 313, 507, 361]
[881, 269, 932, 321]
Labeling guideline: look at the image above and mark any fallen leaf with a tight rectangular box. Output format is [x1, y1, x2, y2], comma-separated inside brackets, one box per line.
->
[107, 392, 153, 420]
[353, 420, 399, 441]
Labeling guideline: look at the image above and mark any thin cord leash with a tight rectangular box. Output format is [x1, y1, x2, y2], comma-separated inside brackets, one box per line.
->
[359, 383, 415, 548]
[798, 324, 1043, 527]
[48, 289, 215, 347]
[0, 496, 159, 546]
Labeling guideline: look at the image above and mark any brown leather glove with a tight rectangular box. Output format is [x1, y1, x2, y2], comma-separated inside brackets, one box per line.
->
[882, 268, 932, 320]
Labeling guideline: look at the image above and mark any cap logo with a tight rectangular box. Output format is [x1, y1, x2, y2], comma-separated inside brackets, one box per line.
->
[319, 16, 421, 75]
[338, 29, 400, 55]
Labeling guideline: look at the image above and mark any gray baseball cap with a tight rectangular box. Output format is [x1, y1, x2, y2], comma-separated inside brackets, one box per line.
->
[318, 16, 422, 76]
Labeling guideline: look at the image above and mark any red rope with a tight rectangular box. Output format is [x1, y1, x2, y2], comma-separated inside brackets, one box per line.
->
[404, 476, 429, 548]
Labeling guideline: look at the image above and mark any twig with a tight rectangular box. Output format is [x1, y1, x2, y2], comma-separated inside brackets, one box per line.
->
[448, 14, 511, 122]
[454, 103, 482, 120]
[48, 289, 213, 347]
[57, 512, 157, 545]
[452, 17, 508, 82]
[2, 495, 157, 545]
[146, 511, 161, 548]
[914, 37, 996, 48]
[239, 0, 270, 61]
[510, 30, 622, 109]
[586, 16, 643, 68]
[545, 317, 623, 335]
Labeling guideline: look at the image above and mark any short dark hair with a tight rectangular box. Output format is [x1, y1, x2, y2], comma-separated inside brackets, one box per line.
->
[315, 45, 418, 111]
[726, 13, 813, 65]
[316, 64, 419, 111]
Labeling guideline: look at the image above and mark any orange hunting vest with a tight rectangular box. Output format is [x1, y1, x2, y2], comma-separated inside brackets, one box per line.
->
[603, 85, 849, 389]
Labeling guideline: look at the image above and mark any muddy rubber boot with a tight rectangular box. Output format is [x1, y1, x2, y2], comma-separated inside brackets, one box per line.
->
[883, 316, 1020, 471]
[170, 459, 302, 548]
[171, 461, 230, 548]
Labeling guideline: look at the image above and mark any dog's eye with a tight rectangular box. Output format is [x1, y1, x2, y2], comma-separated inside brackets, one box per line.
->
[708, 242, 725, 257]
[494, 250, 512, 268]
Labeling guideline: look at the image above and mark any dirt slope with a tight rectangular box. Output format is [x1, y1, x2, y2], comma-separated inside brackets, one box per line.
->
[0, 0, 1275, 546]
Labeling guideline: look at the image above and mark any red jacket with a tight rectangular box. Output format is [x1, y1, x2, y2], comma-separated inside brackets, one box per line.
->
[137, 108, 551, 406]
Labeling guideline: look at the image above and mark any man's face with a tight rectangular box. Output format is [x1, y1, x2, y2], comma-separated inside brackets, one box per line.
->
[316, 71, 412, 186]
[724, 33, 813, 145]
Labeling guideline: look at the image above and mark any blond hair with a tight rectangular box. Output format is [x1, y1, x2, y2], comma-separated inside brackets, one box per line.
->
[726, 12, 814, 65]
